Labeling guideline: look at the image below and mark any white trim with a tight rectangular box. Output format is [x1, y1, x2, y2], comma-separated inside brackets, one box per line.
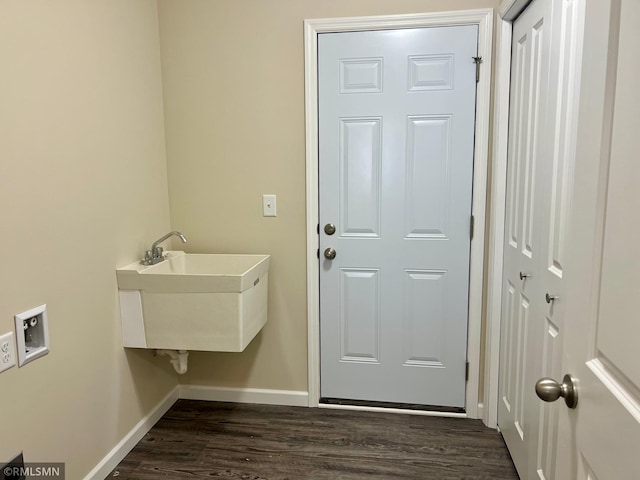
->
[483, 16, 513, 430]
[499, 0, 532, 21]
[304, 9, 494, 418]
[319, 403, 467, 419]
[465, 9, 494, 421]
[83, 386, 179, 480]
[84, 386, 307, 478]
[179, 385, 309, 407]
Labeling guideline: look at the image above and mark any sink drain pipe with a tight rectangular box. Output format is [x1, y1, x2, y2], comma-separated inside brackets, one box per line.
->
[155, 349, 189, 374]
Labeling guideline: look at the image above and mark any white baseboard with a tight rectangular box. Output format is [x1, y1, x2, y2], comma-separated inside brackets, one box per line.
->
[85, 385, 307, 479]
[179, 385, 309, 407]
[83, 386, 179, 480]
[477, 402, 485, 422]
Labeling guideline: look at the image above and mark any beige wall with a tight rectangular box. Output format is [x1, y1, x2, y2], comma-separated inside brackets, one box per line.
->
[0, 1, 176, 476]
[0, 0, 502, 473]
[158, 0, 499, 392]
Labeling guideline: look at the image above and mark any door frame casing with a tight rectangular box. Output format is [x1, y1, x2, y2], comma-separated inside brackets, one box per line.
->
[304, 9, 494, 418]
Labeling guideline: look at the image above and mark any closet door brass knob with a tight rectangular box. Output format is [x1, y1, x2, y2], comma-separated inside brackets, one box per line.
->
[519, 272, 531, 280]
[545, 293, 558, 304]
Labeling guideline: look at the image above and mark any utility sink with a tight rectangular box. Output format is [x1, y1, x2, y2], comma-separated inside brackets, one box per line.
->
[116, 251, 270, 352]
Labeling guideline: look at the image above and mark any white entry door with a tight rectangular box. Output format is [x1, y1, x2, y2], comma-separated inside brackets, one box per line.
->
[553, 0, 640, 477]
[498, 0, 584, 477]
[318, 26, 478, 407]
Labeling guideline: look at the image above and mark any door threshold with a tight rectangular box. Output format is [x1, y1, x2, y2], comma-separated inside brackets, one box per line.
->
[319, 398, 466, 418]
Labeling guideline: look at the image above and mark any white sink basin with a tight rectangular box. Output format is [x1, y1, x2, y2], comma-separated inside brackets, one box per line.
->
[117, 251, 270, 293]
[116, 251, 270, 352]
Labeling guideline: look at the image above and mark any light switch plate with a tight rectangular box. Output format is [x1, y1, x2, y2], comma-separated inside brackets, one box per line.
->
[263, 194, 277, 217]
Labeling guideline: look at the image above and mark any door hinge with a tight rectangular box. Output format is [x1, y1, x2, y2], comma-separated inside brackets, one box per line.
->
[465, 361, 470, 382]
[317, 248, 320, 259]
[470, 215, 475, 240]
[317, 223, 320, 235]
[472, 56, 482, 83]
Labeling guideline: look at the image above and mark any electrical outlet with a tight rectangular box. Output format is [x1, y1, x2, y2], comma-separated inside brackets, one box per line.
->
[0, 331, 16, 373]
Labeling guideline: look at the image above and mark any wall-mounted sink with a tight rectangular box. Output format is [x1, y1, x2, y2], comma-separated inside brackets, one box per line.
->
[116, 251, 270, 352]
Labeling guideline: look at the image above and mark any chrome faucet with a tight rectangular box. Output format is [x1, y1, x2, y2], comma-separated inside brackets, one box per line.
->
[142, 231, 187, 265]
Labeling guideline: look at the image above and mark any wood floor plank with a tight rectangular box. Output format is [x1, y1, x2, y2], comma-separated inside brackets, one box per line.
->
[110, 400, 518, 479]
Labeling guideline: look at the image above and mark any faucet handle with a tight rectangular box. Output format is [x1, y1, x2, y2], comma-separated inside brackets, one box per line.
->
[142, 250, 154, 265]
[154, 246, 164, 259]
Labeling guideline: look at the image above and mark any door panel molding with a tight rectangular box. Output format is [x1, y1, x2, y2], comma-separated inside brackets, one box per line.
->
[339, 117, 382, 237]
[405, 115, 452, 239]
[304, 9, 493, 418]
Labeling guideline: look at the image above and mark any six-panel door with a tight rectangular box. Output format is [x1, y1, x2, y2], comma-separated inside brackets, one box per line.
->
[318, 26, 478, 407]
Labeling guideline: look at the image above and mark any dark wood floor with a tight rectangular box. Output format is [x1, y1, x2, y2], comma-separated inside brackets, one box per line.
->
[110, 400, 518, 479]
